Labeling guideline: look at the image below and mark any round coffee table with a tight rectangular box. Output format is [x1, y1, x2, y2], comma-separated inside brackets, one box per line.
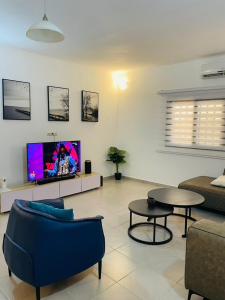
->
[148, 188, 205, 238]
[128, 199, 173, 245]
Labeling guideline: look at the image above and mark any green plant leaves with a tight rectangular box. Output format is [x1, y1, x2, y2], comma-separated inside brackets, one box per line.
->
[107, 146, 127, 165]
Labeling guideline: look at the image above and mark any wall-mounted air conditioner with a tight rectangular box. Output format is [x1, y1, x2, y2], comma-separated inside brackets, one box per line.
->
[201, 62, 225, 79]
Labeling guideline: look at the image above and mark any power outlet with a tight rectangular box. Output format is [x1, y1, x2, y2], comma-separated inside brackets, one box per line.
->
[47, 132, 57, 137]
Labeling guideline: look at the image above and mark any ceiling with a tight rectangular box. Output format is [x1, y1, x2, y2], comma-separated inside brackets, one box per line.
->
[1, 0, 225, 67]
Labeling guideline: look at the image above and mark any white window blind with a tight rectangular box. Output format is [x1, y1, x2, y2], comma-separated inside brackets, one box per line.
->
[165, 99, 225, 151]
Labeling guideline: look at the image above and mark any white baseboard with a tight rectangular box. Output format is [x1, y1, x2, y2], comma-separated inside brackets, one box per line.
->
[122, 176, 174, 187]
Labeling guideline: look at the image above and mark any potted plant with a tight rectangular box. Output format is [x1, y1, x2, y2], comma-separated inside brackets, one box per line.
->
[107, 146, 126, 180]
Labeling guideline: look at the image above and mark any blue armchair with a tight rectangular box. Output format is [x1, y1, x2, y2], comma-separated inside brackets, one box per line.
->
[2, 198, 105, 300]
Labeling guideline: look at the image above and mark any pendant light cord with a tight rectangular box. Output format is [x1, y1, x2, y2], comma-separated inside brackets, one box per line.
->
[43, 0, 48, 20]
[44, 0, 46, 15]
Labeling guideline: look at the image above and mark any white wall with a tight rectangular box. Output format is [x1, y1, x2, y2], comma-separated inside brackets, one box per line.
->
[0, 46, 117, 185]
[117, 56, 225, 186]
[2, 45, 225, 187]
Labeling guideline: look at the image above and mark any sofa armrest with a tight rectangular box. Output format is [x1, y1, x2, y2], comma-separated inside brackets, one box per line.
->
[185, 220, 225, 300]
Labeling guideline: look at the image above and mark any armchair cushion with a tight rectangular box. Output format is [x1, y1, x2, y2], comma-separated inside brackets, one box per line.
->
[29, 201, 74, 221]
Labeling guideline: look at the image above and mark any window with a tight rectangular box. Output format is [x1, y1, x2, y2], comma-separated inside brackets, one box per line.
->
[165, 99, 225, 151]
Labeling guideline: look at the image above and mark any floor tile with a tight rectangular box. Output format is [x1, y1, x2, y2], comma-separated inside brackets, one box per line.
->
[65, 270, 115, 300]
[101, 250, 137, 281]
[93, 283, 140, 300]
[0, 178, 223, 300]
[119, 266, 177, 300]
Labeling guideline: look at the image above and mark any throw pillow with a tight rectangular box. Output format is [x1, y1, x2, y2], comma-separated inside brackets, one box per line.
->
[29, 201, 74, 221]
[211, 175, 225, 188]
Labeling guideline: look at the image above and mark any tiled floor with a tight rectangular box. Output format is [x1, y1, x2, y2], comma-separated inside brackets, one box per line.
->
[0, 178, 224, 300]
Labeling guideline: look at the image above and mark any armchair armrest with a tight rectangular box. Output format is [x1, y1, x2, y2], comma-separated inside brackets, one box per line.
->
[33, 216, 105, 286]
[72, 215, 104, 223]
[185, 219, 225, 300]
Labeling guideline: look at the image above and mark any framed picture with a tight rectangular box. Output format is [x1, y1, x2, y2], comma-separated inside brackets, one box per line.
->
[2, 79, 31, 120]
[81, 90, 99, 122]
[47, 86, 69, 121]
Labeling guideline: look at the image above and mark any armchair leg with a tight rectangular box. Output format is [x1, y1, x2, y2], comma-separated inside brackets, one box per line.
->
[188, 290, 193, 300]
[98, 260, 102, 280]
[36, 287, 40, 300]
[8, 268, 11, 277]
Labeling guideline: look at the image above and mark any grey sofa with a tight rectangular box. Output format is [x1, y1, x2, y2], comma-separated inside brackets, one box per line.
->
[185, 219, 225, 300]
[178, 176, 225, 214]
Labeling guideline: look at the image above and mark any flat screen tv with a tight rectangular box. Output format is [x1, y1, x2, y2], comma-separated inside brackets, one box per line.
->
[27, 141, 81, 183]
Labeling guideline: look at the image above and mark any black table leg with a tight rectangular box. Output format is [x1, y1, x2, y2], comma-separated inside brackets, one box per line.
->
[182, 207, 188, 238]
[164, 216, 167, 228]
[170, 207, 196, 238]
[153, 218, 156, 242]
[130, 211, 132, 227]
[189, 207, 192, 218]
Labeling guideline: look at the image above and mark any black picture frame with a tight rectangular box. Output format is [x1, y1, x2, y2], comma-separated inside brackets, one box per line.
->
[2, 79, 31, 120]
[47, 86, 69, 122]
[81, 90, 99, 122]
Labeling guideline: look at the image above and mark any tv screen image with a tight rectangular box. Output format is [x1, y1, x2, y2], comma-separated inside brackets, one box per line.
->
[27, 141, 81, 182]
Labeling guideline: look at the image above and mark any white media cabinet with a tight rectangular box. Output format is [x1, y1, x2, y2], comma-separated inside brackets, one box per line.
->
[0, 173, 101, 213]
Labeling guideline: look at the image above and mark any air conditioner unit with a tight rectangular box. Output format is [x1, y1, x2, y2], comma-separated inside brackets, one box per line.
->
[201, 62, 225, 79]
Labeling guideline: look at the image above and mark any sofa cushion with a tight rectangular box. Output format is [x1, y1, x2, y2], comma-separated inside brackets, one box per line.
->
[29, 201, 74, 221]
[178, 176, 225, 213]
[179, 176, 225, 196]
[211, 175, 225, 188]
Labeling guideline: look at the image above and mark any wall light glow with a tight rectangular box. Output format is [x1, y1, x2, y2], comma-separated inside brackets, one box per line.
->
[112, 71, 128, 91]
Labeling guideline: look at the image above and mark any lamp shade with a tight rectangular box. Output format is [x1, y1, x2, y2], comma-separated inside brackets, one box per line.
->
[26, 14, 64, 43]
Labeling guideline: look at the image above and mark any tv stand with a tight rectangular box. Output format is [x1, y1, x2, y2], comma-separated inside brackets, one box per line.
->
[0, 173, 101, 213]
[37, 174, 76, 185]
